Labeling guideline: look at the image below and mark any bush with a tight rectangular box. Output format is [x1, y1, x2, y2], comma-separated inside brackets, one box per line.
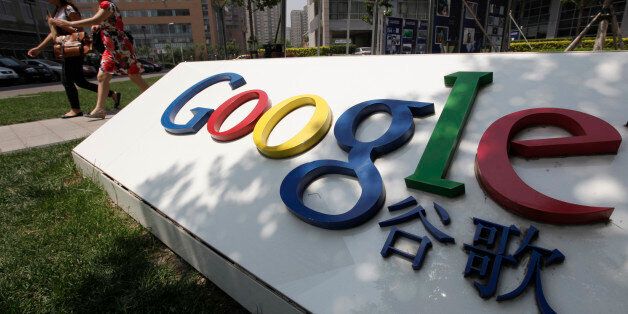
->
[257, 45, 357, 58]
[510, 37, 628, 52]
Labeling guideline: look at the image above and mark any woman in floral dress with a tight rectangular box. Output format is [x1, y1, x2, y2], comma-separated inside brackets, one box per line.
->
[52, 0, 148, 119]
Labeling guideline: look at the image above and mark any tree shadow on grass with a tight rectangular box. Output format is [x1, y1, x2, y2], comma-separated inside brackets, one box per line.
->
[61, 221, 248, 313]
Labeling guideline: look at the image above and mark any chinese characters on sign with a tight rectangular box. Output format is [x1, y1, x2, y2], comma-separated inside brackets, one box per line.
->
[378, 198, 565, 314]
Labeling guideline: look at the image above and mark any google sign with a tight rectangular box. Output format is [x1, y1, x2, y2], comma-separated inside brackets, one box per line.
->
[161, 70, 622, 229]
[74, 53, 627, 313]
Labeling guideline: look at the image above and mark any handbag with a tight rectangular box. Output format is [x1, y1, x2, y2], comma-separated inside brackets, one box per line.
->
[53, 32, 92, 59]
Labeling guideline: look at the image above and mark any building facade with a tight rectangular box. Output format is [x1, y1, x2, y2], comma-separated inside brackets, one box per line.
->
[290, 9, 306, 47]
[0, 0, 52, 58]
[222, 4, 247, 53]
[307, 0, 431, 48]
[248, 4, 282, 46]
[512, 0, 628, 39]
[75, 0, 218, 59]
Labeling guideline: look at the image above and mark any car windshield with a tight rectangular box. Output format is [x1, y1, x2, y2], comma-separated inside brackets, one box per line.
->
[0, 58, 21, 67]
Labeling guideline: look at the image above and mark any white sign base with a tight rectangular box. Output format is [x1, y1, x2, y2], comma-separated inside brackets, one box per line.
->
[74, 52, 628, 313]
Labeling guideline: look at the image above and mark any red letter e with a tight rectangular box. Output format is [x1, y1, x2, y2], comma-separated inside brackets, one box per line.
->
[475, 108, 622, 224]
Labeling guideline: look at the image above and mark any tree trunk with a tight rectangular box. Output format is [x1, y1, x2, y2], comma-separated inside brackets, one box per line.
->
[593, 0, 612, 51]
[609, 4, 625, 49]
[565, 12, 601, 51]
[247, 0, 256, 52]
[218, 8, 228, 59]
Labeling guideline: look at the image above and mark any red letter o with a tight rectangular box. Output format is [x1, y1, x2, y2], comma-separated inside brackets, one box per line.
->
[207, 90, 270, 141]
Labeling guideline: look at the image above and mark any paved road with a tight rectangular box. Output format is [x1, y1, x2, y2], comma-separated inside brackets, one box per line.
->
[0, 71, 166, 99]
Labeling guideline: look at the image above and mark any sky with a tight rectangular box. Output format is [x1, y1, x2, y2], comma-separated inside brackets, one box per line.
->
[286, 0, 307, 27]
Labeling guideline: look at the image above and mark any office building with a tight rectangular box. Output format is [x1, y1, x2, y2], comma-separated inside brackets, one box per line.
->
[248, 4, 281, 46]
[512, 0, 627, 39]
[290, 9, 307, 47]
[0, 0, 52, 58]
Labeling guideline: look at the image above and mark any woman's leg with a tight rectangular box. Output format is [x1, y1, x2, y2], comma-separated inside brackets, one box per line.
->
[61, 58, 82, 115]
[128, 74, 149, 92]
[95, 70, 113, 113]
[73, 63, 115, 98]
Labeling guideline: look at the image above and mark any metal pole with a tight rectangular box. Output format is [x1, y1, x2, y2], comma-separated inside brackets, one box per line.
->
[508, 10, 532, 50]
[346, 0, 351, 54]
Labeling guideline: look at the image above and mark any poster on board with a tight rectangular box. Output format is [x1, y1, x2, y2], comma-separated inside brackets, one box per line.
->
[402, 19, 418, 54]
[384, 17, 403, 54]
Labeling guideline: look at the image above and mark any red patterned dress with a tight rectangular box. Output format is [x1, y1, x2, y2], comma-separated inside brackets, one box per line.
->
[98, 1, 142, 75]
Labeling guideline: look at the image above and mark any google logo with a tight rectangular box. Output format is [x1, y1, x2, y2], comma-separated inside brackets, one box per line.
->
[161, 73, 332, 158]
[161, 71, 622, 229]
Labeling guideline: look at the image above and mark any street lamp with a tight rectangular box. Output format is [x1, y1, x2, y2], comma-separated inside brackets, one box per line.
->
[168, 22, 175, 64]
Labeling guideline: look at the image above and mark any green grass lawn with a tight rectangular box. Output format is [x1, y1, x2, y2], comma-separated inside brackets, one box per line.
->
[0, 140, 246, 312]
[0, 76, 161, 126]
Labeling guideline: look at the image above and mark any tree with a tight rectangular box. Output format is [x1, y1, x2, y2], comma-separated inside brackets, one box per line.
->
[212, 0, 233, 60]
[362, 1, 393, 55]
[362, 0, 392, 24]
[564, 0, 624, 51]
[230, 0, 281, 52]
[136, 45, 152, 58]
[194, 43, 209, 61]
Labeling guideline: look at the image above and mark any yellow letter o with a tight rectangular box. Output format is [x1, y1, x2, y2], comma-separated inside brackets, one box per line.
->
[253, 94, 332, 158]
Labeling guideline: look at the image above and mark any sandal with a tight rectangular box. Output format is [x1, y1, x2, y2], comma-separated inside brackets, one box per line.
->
[85, 109, 107, 120]
[112, 92, 122, 109]
[61, 111, 83, 119]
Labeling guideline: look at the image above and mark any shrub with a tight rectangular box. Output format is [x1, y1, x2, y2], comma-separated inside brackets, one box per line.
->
[510, 38, 628, 52]
[257, 45, 357, 58]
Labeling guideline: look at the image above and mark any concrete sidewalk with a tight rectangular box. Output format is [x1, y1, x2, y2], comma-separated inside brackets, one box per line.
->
[0, 114, 113, 154]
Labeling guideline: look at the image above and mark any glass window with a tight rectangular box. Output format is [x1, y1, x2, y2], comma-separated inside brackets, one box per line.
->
[513, 0, 551, 39]
[557, 0, 626, 38]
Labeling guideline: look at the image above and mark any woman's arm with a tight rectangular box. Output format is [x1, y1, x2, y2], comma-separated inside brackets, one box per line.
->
[52, 8, 111, 29]
[36, 33, 54, 49]
[27, 33, 54, 57]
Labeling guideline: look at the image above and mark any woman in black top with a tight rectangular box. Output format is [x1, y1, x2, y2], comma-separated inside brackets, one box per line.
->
[28, 0, 120, 118]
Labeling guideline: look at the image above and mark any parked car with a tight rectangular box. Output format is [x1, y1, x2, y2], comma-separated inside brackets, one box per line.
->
[137, 59, 155, 72]
[354, 47, 372, 55]
[0, 56, 41, 83]
[82, 64, 97, 78]
[137, 58, 161, 72]
[147, 60, 162, 72]
[23, 59, 62, 81]
[0, 66, 19, 86]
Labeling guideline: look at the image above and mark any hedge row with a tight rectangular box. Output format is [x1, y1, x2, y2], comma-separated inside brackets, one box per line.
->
[258, 45, 357, 57]
[510, 38, 628, 52]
